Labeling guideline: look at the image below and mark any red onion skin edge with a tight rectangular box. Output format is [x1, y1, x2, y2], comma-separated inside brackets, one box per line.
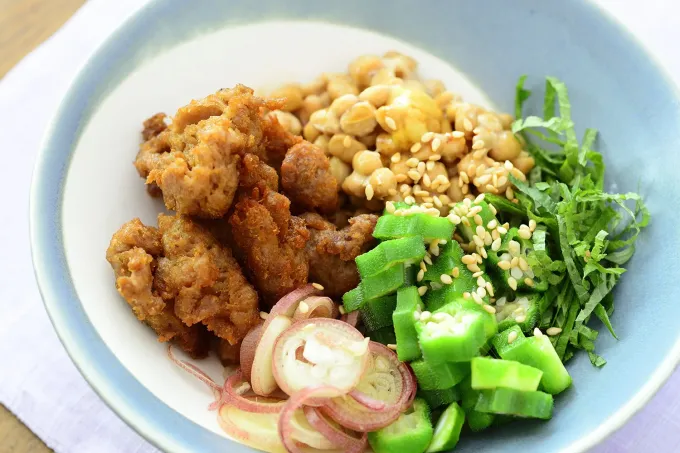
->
[303, 406, 367, 453]
[278, 386, 343, 453]
[341, 310, 359, 327]
[239, 324, 263, 383]
[348, 389, 387, 411]
[268, 284, 320, 323]
[222, 372, 285, 414]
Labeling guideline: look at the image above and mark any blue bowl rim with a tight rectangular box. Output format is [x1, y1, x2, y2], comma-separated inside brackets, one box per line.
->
[29, 1, 680, 452]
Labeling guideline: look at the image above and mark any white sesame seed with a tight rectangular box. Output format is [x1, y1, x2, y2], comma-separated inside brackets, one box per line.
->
[426, 161, 435, 171]
[492, 173, 499, 187]
[452, 267, 460, 278]
[413, 311, 421, 321]
[461, 254, 476, 265]
[491, 237, 502, 252]
[406, 157, 419, 168]
[515, 315, 526, 323]
[518, 228, 532, 240]
[411, 142, 422, 153]
[485, 184, 497, 192]
[421, 311, 432, 321]
[479, 247, 488, 259]
[460, 172, 470, 184]
[391, 153, 401, 163]
[388, 188, 397, 196]
[483, 304, 496, 314]
[477, 276, 486, 287]
[463, 292, 472, 299]
[385, 116, 397, 131]
[365, 184, 375, 200]
[395, 174, 407, 183]
[405, 195, 416, 205]
[534, 328, 544, 338]
[529, 219, 537, 232]
[400, 184, 411, 193]
[343, 135, 352, 148]
[463, 118, 473, 131]
[473, 271, 484, 278]
[510, 257, 519, 268]
[508, 240, 521, 256]
[508, 277, 518, 291]
[498, 260, 512, 271]
[546, 327, 563, 336]
[418, 286, 428, 296]
[477, 174, 492, 185]
[497, 226, 508, 235]
[473, 235, 485, 248]
[511, 267, 524, 280]
[421, 132, 435, 142]
[486, 282, 494, 297]
[429, 154, 442, 161]
[487, 219, 498, 230]
[472, 292, 484, 305]
[407, 170, 421, 182]
[430, 244, 440, 257]
[424, 255, 433, 265]
[298, 302, 310, 314]
[431, 137, 442, 152]
[504, 160, 514, 170]
[448, 214, 461, 225]
[312, 283, 324, 291]
[440, 274, 453, 284]
[475, 253, 483, 264]
[519, 257, 529, 271]
[420, 261, 427, 272]
[474, 215, 483, 226]
[414, 190, 430, 197]
[433, 196, 443, 208]
[489, 204, 498, 215]
[385, 201, 396, 214]
[475, 225, 486, 237]
[492, 229, 500, 241]
[497, 175, 508, 187]
[507, 330, 519, 344]
[259, 311, 268, 320]
[387, 343, 398, 350]
[468, 263, 481, 273]
[417, 162, 426, 174]
[477, 286, 487, 298]
[452, 131, 465, 138]
[506, 187, 515, 200]
[524, 277, 535, 287]
[417, 269, 425, 282]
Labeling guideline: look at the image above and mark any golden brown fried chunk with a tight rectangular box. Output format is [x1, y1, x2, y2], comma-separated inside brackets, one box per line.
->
[142, 113, 168, 141]
[302, 213, 378, 298]
[145, 304, 211, 359]
[154, 214, 261, 344]
[106, 219, 209, 358]
[281, 141, 338, 214]
[262, 112, 303, 169]
[239, 153, 279, 194]
[106, 218, 164, 319]
[229, 187, 310, 307]
[135, 85, 274, 218]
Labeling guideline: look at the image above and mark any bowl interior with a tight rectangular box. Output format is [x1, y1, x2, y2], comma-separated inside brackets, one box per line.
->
[33, 1, 680, 453]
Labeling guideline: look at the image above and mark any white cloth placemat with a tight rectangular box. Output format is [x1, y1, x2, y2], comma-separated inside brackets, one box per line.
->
[0, 1, 677, 452]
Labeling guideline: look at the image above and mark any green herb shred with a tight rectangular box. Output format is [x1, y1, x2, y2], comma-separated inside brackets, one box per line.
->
[509, 76, 650, 367]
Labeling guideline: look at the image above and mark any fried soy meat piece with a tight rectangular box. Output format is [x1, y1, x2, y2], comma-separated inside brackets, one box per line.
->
[134, 85, 275, 218]
[230, 187, 310, 307]
[142, 113, 168, 141]
[262, 112, 303, 169]
[302, 213, 379, 298]
[281, 141, 338, 214]
[154, 214, 261, 345]
[106, 218, 209, 358]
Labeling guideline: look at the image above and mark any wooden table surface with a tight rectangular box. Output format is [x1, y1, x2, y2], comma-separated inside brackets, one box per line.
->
[1, 1, 86, 451]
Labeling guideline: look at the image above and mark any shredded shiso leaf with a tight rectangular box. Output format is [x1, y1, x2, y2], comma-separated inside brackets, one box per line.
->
[507, 76, 650, 367]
